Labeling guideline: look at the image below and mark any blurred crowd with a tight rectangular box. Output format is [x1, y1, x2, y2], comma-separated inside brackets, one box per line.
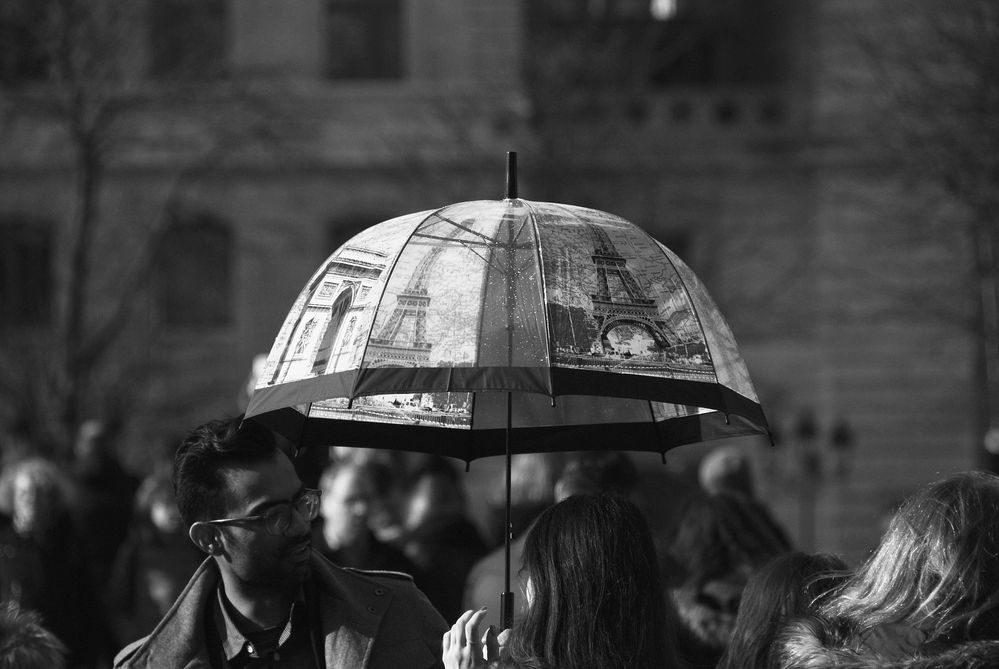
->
[1, 416, 998, 669]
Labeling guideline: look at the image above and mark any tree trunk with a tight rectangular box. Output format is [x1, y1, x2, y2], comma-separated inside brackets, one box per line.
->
[62, 128, 102, 455]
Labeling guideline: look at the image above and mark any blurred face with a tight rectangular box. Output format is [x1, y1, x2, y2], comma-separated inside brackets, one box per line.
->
[214, 452, 313, 588]
[12, 472, 54, 535]
[404, 473, 461, 530]
[321, 467, 373, 549]
[150, 495, 182, 534]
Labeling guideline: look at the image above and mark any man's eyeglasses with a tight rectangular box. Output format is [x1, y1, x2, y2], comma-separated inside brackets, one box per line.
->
[205, 488, 322, 536]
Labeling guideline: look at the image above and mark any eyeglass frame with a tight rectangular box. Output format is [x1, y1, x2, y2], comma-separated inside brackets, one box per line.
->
[202, 487, 322, 536]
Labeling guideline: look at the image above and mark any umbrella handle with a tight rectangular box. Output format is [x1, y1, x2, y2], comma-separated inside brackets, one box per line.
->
[500, 591, 514, 630]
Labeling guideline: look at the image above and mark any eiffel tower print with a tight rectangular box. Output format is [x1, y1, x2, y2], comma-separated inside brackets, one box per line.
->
[365, 224, 465, 366]
[586, 223, 678, 353]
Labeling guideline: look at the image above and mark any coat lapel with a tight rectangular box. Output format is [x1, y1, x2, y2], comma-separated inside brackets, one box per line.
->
[315, 558, 396, 669]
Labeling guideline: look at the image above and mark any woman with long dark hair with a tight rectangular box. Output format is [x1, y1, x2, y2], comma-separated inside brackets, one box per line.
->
[443, 493, 679, 669]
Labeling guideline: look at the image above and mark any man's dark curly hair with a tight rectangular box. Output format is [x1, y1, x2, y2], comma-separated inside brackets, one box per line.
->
[173, 415, 279, 526]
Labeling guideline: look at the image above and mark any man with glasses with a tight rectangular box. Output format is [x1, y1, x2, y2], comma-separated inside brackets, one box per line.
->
[114, 415, 447, 668]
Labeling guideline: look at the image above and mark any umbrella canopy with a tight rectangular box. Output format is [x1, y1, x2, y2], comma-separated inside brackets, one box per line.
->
[245, 197, 769, 459]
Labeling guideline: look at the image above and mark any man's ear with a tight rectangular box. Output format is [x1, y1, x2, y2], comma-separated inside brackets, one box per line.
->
[189, 522, 222, 555]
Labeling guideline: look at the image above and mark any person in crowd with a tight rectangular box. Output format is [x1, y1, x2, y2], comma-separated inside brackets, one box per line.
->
[444, 493, 681, 669]
[314, 457, 418, 575]
[327, 446, 412, 545]
[114, 415, 447, 669]
[718, 551, 849, 669]
[665, 488, 792, 668]
[106, 468, 205, 647]
[480, 452, 564, 549]
[462, 450, 637, 631]
[0, 456, 114, 668]
[699, 444, 791, 548]
[0, 602, 68, 669]
[69, 418, 141, 589]
[402, 456, 489, 622]
[777, 471, 999, 668]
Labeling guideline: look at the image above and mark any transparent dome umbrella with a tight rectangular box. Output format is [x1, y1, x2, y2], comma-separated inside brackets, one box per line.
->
[245, 155, 770, 626]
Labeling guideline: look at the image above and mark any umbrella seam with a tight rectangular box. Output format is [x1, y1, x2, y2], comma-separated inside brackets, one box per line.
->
[351, 205, 447, 402]
[524, 200, 556, 398]
[639, 227, 727, 410]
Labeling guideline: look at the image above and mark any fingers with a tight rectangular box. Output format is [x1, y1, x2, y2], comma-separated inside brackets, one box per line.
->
[442, 608, 488, 669]
[482, 624, 499, 662]
[464, 607, 488, 647]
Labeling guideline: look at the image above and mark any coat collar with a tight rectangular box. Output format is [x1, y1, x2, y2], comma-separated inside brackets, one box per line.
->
[114, 551, 397, 669]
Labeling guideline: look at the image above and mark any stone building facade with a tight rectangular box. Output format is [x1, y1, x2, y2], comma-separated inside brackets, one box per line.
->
[0, 0, 985, 562]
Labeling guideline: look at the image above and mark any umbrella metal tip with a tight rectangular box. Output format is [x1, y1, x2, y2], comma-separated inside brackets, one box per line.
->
[505, 151, 518, 199]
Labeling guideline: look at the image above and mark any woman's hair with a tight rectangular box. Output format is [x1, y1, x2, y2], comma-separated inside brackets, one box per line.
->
[506, 493, 679, 669]
[665, 491, 790, 589]
[718, 551, 849, 669]
[822, 471, 999, 643]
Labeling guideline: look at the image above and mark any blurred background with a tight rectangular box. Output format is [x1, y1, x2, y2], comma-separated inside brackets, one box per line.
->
[0, 0, 997, 566]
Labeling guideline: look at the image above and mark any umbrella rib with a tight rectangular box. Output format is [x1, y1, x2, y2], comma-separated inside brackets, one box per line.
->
[430, 213, 521, 277]
[351, 207, 445, 399]
[412, 232, 491, 247]
[646, 398, 659, 449]
[457, 242, 494, 270]
[435, 213, 497, 244]
[512, 216, 532, 244]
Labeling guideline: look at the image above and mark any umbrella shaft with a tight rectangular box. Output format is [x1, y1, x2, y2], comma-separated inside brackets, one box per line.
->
[503, 390, 514, 629]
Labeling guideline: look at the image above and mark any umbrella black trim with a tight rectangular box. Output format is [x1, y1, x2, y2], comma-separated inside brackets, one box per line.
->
[246, 366, 766, 425]
[246, 406, 769, 463]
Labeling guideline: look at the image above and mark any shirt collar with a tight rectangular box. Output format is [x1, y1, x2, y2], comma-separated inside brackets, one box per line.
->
[213, 584, 306, 661]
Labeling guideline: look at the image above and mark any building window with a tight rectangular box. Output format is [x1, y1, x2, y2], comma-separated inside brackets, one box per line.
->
[325, 0, 402, 80]
[0, 217, 53, 328]
[0, 0, 51, 83]
[648, 0, 788, 86]
[157, 213, 232, 328]
[148, 0, 227, 79]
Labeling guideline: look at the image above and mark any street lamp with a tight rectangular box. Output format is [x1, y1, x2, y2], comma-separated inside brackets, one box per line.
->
[793, 408, 855, 551]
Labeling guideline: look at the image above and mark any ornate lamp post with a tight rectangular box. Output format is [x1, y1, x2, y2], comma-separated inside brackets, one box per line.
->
[793, 408, 855, 551]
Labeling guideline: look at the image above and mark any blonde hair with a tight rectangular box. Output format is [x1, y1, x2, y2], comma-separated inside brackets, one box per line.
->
[823, 471, 999, 642]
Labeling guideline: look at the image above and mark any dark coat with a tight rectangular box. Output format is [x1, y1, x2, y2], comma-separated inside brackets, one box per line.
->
[404, 516, 488, 622]
[671, 582, 740, 669]
[777, 616, 999, 669]
[113, 551, 447, 669]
